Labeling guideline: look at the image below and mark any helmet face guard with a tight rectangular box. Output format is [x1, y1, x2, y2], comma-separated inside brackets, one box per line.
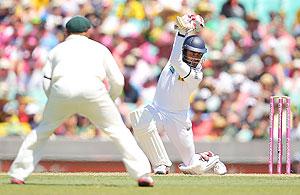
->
[182, 50, 205, 68]
[182, 35, 207, 68]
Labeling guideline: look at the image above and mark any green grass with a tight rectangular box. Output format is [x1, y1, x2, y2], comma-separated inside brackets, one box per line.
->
[1, 173, 300, 195]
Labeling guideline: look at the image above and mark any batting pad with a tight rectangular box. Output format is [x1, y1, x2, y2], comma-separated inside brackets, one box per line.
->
[130, 108, 172, 168]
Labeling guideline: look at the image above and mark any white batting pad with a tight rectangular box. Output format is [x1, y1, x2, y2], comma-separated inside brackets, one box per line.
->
[130, 108, 172, 168]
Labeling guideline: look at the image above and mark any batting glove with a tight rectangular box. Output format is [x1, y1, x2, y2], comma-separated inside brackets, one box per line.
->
[175, 14, 205, 35]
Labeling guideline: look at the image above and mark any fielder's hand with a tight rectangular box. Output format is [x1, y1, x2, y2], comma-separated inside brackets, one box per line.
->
[175, 14, 205, 34]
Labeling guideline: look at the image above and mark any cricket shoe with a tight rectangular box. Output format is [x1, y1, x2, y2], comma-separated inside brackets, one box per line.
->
[10, 178, 25, 184]
[179, 155, 219, 175]
[213, 161, 227, 175]
[153, 165, 169, 175]
[137, 175, 154, 187]
[199, 151, 227, 175]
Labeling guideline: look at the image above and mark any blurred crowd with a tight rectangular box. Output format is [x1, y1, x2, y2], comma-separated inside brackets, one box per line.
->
[1, 0, 300, 142]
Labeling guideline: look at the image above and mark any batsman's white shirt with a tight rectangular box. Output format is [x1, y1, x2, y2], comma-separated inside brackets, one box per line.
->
[153, 34, 203, 112]
[9, 35, 151, 181]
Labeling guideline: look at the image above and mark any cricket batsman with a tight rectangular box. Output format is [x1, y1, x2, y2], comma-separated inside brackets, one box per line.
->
[130, 14, 227, 175]
[8, 16, 154, 187]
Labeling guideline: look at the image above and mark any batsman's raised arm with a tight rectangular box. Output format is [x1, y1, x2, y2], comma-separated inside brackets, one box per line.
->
[168, 32, 190, 78]
[170, 14, 206, 82]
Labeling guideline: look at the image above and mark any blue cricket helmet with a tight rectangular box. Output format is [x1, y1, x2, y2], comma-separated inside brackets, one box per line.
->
[182, 35, 207, 67]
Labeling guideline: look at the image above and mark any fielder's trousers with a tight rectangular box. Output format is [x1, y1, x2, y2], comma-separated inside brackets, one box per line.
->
[8, 92, 151, 180]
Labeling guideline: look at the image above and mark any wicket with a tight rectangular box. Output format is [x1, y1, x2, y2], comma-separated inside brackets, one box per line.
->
[269, 96, 291, 174]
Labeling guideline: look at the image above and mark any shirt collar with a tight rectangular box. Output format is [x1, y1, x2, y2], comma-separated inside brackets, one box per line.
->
[66, 34, 89, 41]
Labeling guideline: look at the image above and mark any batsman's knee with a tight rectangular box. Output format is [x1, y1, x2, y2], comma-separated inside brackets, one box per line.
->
[129, 107, 172, 168]
[130, 107, 156, 135]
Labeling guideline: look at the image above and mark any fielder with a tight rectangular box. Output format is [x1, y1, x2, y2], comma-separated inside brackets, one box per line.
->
[130, 14, 227, 175]
[8, 16, 154, 187]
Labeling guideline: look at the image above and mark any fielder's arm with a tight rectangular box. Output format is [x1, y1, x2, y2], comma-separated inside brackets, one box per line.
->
[42, 54, 53, 97]
[103, 47, 124, 101]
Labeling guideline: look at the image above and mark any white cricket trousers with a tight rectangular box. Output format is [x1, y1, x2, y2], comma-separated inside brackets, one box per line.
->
[148, 105, 196, 166]
[8, 92, 151, 181]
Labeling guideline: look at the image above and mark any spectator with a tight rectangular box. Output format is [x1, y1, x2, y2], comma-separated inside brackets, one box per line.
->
[220, 0, 246, 20]
[77, 115, 100, 139]
[0, 58, 17, 100]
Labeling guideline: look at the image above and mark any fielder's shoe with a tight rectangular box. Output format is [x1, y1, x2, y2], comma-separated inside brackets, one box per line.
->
[153, 165, 169, 175]
[137, 175, 154, 187]
[213, 161, 227, 175]
[10, 178, 25, 184]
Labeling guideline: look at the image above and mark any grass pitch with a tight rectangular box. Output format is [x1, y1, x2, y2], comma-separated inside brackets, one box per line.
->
[0, 172, 300, 195]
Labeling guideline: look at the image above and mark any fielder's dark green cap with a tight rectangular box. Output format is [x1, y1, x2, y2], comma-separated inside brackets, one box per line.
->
[66, 16, 91, 33]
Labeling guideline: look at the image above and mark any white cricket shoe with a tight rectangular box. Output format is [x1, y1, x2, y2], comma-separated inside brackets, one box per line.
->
[179, 155, 219, 175]
[198, 151, 227, 175]
[153, 165, 169, 175]
[213, 161, 227, 175]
